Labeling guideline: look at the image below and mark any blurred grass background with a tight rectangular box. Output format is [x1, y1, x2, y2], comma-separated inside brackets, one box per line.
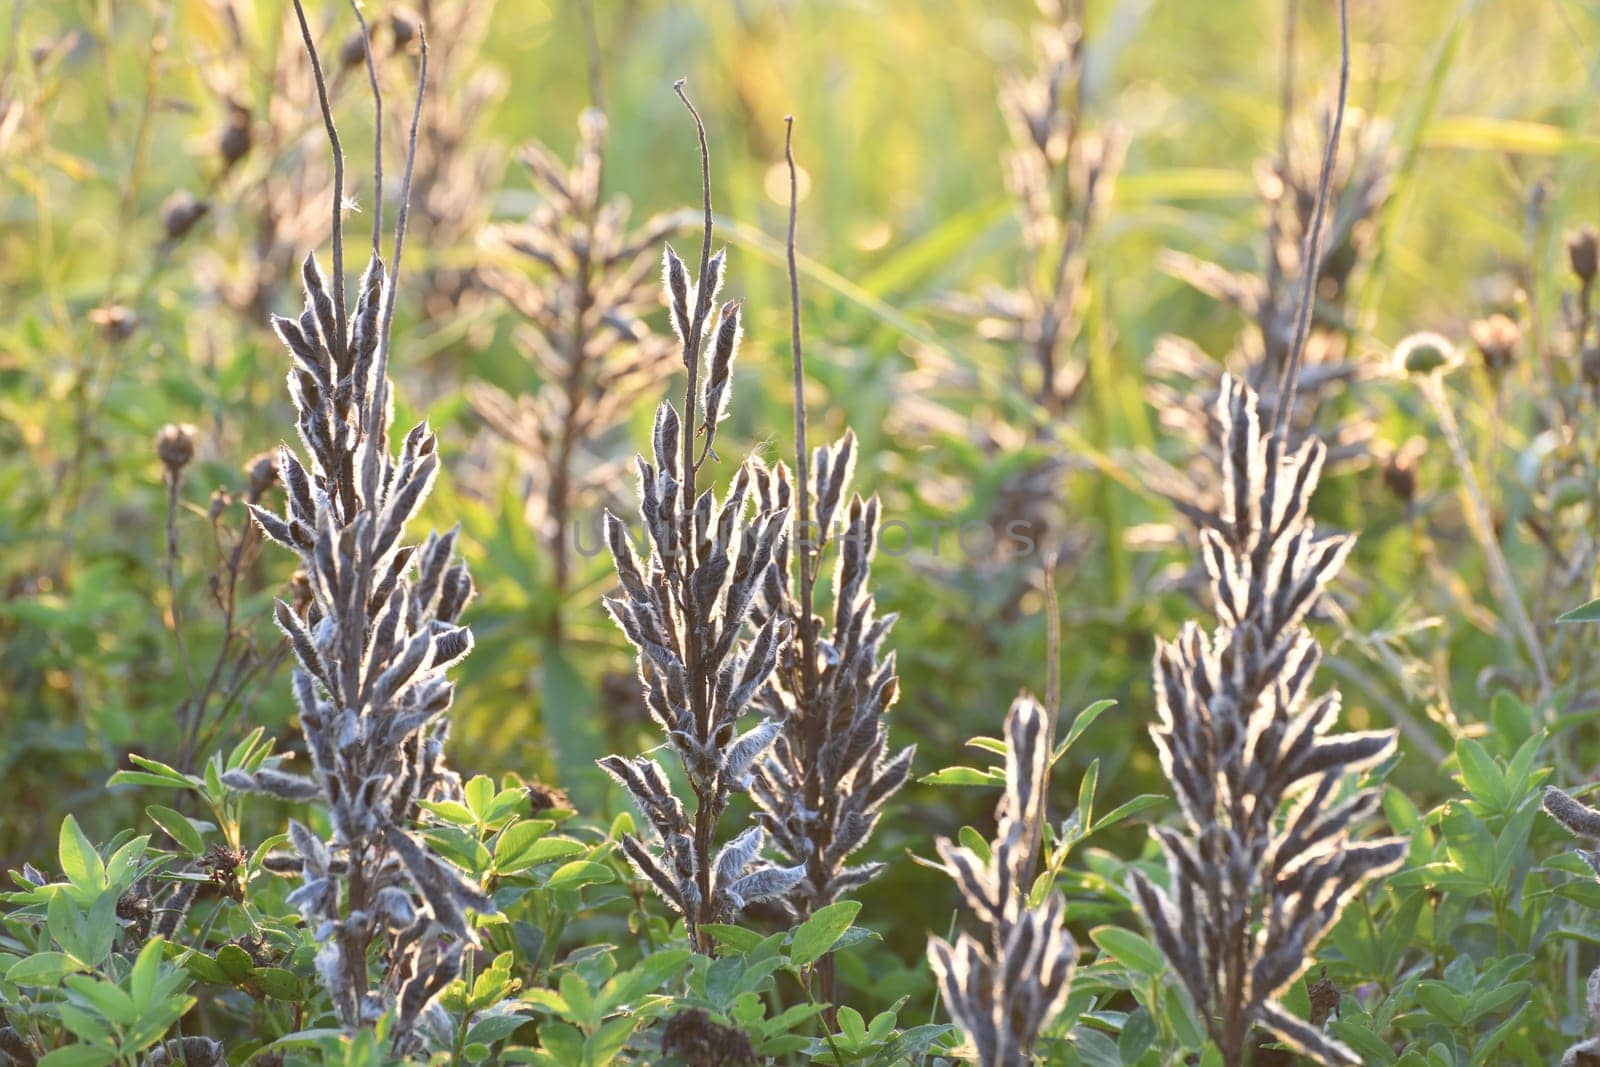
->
[4, 0, 1600, 1002]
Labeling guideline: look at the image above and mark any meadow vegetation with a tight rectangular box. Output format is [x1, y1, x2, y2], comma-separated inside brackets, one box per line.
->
[4, 0, 1600, 1063]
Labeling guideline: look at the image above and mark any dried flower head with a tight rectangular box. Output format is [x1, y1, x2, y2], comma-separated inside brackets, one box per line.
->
[927, 695, 1076, 1066]
[155, 423, 199, 472]
[1132, 376, 1405, 1065]
[1469, 313, 1519, 374]
[658, 1008, 756, 1067]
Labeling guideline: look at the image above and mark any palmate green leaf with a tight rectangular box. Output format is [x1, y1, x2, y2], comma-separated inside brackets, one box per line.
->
[789, 900, 861, 968]
[1455, 738, 1508, 812]
[63, 974, 137, 1025]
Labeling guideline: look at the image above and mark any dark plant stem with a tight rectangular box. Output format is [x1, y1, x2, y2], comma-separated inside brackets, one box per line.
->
[673, 80, 718, 953]
[1272, 0, 1349, 433]
[782, 116, 836, 1012]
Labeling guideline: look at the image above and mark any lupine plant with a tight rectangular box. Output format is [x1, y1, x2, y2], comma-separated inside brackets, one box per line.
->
[221, 5, 492, 1050]
[927, 694, 1077, 1066]
[595, 85, 802, 954]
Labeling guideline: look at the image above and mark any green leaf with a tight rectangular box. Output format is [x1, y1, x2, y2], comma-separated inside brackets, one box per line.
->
[701, 924, 764, 955]
[545, 861, 614, 890]
[58, 815, 106, 896]
[252, 967, 302, 1000]
[1089, 926, 1165, 977]
[215, 943, 256, 984]
[8, 951, 89, 985]
[146, 805, 205, 856]
[789, 900, 861, 968]
[918, 766, 1003, 787]
[63, 975, 137, 1025]
[1056, 699, 1116, 759]
[38, 1048, 117, 1067]
[1090, 794, 1166, 832]
[1560, 598, 1600, 623]
[465, 775, 496, 821]
[1454, 739, 1506, 811]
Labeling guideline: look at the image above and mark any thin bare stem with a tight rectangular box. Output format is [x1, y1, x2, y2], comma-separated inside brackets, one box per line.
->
[673, 78, 716, 951]
[579, 0, 605, 112]
[163, 471, 197, 696]
[290, 0, 348, 360]
[347, 0, 383, 256]
[785, 116, 819, 728]
[1272, 0, 1348, 436]
[371, 27, 428, 440]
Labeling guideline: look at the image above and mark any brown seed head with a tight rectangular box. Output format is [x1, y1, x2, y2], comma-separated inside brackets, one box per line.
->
[390, 9, 418, 47]
[155, 423, 199, 472]
[340, 29, 369, 69]
[161, 191, 210, 241]
[1570, 225, 1599, 285]
[219, 104, 252, 167]
[1468, 314, 1519, 373]
[244, 450, 278, 501]
[525, 778, 573, 815]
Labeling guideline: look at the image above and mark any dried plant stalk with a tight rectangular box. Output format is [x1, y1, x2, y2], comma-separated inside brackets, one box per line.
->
[748, 121, 913, 932]
[597, 86, 800, 953]
[1132, 374, 1405, 1064]
[223, 8, 488, 1051]
[927, 695, 1076, 1066]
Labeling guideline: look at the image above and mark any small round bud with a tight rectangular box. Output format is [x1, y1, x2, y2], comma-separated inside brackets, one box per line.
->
[339, 29, 369, 68]
[1569, 225, 1599, 285]
[161, 190, 210, 241]
[155, 423, 199, 472]
[219, 104, 251, 168]
[243, 450, 278, 500]
[390, 9, 418, 46]
[89, 304, 138, 342]
[1468, 314, 1519, 374]
[1383, 456, 1415, 504]
[208, 488, 230, 522]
